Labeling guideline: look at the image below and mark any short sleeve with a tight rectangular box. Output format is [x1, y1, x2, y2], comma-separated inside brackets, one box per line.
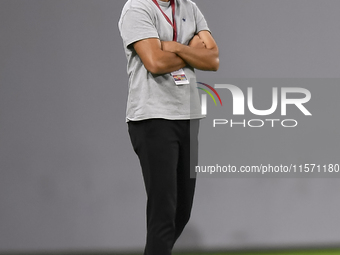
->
[193, 3, 211, 34]
[119, 8, 159, 48]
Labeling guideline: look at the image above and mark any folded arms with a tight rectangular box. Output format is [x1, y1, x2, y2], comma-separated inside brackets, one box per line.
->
[133, 30, 219, 75]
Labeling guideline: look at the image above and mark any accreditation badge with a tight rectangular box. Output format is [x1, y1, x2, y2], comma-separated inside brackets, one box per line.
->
[171, 69, 190, 86]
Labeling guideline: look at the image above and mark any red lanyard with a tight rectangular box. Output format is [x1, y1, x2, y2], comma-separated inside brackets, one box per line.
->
[152, 0, 177, 42]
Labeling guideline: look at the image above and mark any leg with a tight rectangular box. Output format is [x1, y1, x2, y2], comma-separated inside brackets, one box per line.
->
[173, 119, 200, 245]
[128, 119, 180, 255]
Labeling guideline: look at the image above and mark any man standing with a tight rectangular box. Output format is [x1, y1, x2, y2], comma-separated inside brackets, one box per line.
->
[118, 0, 219, 254]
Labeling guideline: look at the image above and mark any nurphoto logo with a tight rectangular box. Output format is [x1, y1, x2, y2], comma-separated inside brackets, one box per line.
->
[197, 83, 312, 128]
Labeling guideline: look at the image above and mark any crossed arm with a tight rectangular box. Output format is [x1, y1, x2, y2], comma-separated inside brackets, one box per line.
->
[133, 30, 219, 75]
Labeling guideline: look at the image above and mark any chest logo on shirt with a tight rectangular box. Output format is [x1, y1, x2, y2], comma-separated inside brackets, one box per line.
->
[182, 18, 186, 22]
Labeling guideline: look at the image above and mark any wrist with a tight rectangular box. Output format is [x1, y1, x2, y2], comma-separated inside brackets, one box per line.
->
[173, 42, 185, 54]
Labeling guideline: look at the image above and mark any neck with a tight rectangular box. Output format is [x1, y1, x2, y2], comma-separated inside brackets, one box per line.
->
[159, 0, 170, 2]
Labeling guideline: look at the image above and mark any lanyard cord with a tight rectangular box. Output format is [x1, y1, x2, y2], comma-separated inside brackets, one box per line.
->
[152, 0, 177, 42]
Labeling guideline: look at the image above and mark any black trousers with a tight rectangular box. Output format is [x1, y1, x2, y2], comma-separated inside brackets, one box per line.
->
[128, 119, 199, 255]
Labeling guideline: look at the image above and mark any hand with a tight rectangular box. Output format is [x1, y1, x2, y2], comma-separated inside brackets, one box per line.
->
[189, 35, 206, 49]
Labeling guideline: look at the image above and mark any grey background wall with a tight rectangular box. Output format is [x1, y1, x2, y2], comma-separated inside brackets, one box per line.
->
[1, 0, 340, 253]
